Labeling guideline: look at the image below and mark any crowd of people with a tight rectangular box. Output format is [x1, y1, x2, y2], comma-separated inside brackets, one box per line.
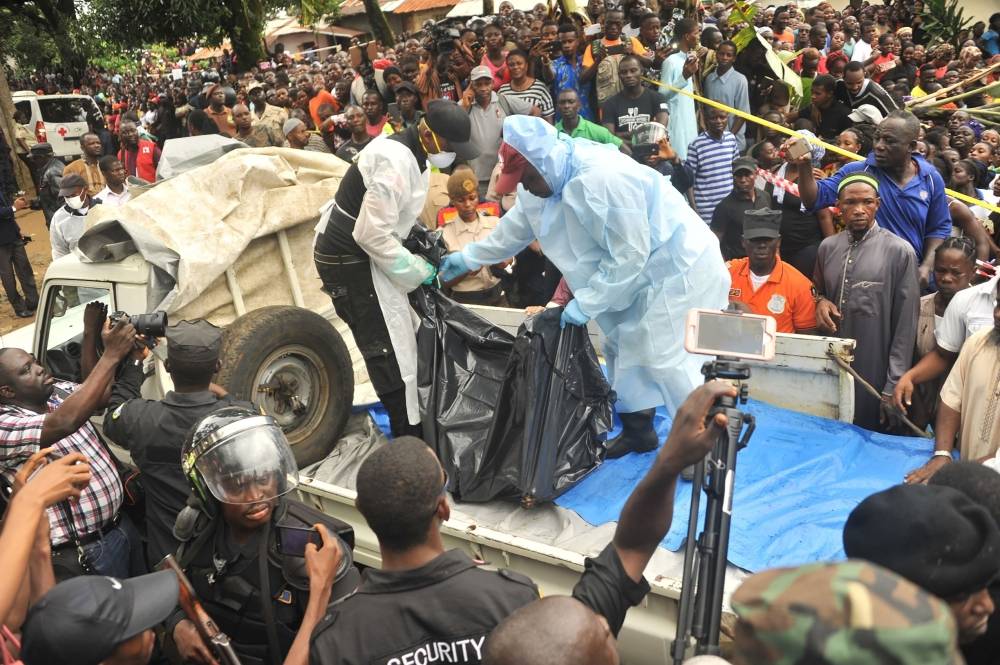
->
[2, 0, 1000, 664]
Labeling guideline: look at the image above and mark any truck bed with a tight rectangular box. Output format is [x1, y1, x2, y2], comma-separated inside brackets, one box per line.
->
[295, 413, 749, 665]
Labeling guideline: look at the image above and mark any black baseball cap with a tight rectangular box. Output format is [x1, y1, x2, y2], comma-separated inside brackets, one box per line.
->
[394, 81, 420, 97]
[58, 173, 88, 197]
[21, 570, 180, 665]
[733, 156, 758, 174]
[742, 207, 782, 239]
[424, 99, 478, 161]
[167, 319, 223, 365]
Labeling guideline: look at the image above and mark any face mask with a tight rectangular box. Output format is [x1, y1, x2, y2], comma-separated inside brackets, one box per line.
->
[64, 194, 86, 210]
[423, 128, 457, 169]
[427, 150, 457, 169]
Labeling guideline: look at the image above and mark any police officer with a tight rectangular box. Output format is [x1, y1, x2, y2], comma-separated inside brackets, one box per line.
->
[313, 99, 478, 438]
[309, 437, 539, 665]
[104, 318, 254, 568]
[167, 406, 359, 665]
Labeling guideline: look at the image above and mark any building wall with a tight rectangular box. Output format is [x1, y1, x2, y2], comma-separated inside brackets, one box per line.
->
[269, 32, 338, 55]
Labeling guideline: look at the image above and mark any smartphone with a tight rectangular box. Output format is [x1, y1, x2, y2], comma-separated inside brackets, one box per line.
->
[606, 43, 627, 56]
[547, 40, 562, 56]
[684, 309, 777, 361]
[387, 102, 402, 125]
[276, 525, 322, 557]
[785, 138, 811, 162]
[584, 23, 603, 36]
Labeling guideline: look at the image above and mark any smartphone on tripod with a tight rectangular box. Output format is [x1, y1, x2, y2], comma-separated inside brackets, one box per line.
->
[672, 308, 775, 664]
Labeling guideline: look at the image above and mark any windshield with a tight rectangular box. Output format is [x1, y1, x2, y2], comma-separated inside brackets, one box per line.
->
[37, 98, 95, 124]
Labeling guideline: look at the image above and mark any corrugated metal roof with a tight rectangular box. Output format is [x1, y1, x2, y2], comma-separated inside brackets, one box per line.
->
[393, 0, 460, 14]
[446, 0, 535, 16]
[338, 0, 395, 16]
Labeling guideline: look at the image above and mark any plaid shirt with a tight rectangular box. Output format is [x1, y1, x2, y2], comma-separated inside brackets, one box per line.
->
[0, 381, 123, 546]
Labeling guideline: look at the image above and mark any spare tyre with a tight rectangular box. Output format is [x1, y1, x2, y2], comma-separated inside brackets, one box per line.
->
[217, 306, 354, 467]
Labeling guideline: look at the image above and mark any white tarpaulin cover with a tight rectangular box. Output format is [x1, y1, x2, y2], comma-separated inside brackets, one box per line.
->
[77, 144, 350, 319]
[74, 143, 382, 402]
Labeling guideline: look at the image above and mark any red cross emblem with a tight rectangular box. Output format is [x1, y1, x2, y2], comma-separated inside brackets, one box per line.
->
[57, 126, 68, 137]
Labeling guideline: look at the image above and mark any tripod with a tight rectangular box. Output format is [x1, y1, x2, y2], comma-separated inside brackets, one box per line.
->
[671, 359, 755, 664]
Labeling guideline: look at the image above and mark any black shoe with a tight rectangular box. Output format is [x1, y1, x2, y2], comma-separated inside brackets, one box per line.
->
[605, 409, 659, 459]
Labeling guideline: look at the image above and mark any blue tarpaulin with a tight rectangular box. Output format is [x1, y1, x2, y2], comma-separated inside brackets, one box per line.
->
[555, 400, 935, 572]
[367, 400, 934, 573]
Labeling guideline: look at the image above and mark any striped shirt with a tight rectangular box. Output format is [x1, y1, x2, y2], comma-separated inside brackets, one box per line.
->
[685, 131, 740, 223]
[498, 80, 554, 118]
[0, 382, 123, 546]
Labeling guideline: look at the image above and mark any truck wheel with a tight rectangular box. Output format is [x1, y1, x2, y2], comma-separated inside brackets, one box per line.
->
[217, 306, 354, 467]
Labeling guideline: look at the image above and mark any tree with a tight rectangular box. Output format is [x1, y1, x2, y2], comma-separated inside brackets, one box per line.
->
[359, 0, 395, 46]
[92, 0, 344, 73]
[1, 0, 93, 76]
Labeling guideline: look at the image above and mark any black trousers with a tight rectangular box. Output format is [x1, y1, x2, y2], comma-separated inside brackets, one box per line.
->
[314, 253, 419, 437]
[0, 240, 37, 312]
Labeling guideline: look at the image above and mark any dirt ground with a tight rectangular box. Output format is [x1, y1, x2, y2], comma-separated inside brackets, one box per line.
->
[0, 209, 52, 336]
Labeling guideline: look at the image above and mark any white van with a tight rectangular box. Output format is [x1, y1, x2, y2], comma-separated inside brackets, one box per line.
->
[12, 91, 103, 162]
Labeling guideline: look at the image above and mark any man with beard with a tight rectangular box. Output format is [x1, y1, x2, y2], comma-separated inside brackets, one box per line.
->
[62, 133, 105, 196]
[812, 174, 919, 431]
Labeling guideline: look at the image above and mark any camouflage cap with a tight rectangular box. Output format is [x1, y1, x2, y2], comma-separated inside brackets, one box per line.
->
[731, 560, 963, 665]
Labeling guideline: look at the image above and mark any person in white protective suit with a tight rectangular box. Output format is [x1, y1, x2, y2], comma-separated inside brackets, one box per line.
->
[439, 115, 731, 457]
[313, 99, 478, 437]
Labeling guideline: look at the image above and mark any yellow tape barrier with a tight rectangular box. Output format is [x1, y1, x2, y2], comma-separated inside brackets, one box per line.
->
[642, 76, 1000, 216]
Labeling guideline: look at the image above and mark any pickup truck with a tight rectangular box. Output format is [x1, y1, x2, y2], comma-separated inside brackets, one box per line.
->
[1, 145, 858, 664]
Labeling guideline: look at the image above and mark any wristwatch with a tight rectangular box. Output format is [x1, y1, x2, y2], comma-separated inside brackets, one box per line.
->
[932, 450, 953, 460]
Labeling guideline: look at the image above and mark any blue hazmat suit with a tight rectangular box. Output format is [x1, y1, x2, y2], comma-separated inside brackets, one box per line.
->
[453, 116, 731, 414]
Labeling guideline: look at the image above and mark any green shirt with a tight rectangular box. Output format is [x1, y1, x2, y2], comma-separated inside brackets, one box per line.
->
[555, 117, 623, 147]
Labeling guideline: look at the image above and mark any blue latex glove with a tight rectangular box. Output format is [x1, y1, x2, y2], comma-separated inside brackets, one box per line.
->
[560, 299, 590, 329]
[439, 252, 471, 282]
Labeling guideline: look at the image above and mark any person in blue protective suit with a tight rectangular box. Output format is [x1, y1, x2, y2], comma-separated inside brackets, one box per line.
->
[439, 116, 731, 458]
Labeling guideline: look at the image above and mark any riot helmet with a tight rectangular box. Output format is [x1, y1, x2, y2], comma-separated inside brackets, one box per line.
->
[630, 121, 669, 164]
[182, 406, 299, 506]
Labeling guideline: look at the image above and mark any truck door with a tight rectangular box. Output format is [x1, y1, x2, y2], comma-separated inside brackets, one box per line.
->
[37, 284, 113, 382]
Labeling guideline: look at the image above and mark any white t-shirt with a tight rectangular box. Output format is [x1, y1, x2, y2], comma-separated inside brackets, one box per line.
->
[850, 39, 873, 63]
[96, 184, 131, 207]
[935, 275, 999, 352]
[749, 271, 770, 292]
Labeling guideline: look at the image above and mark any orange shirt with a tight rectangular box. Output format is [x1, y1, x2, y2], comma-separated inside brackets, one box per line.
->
[309, 90, 339, 130]
[727, 258, 817, 333]
[582, 36, 647, 67]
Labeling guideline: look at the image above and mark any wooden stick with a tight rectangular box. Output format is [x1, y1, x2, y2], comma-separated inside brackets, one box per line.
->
[826, 350, 932, 439]
[907, 61, 1000, 107]
[916, 81, 1000, 109]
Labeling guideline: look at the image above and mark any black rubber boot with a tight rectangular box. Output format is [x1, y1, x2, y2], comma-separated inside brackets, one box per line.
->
[381, 389, 423, 439]
[605, 409, 659, 459]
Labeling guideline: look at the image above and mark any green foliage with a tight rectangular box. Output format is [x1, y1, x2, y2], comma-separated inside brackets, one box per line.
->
[921, 0, 972, 48]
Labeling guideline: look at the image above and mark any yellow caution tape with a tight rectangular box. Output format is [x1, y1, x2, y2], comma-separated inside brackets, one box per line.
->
[644, 76, 1000, 216]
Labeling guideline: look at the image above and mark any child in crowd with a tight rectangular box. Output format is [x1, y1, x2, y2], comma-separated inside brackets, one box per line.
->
[439, 167, 511, 306]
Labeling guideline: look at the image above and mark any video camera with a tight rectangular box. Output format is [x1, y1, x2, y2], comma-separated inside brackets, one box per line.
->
[426, 19, 462, 55]
[109, 310, 168, 338]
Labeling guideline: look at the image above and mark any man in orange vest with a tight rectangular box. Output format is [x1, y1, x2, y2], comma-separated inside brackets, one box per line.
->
[118, 120, 161, 183]
[727, 208, 818, 334]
